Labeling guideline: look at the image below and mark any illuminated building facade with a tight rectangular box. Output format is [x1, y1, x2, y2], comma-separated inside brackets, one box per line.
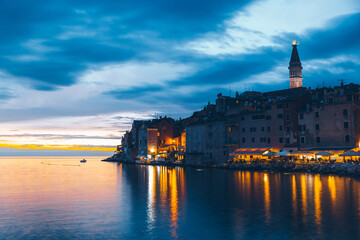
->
[120, 42, 360, 164]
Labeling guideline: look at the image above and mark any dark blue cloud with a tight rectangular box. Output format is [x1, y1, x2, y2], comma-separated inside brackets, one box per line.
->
[0, 0, 255, 90]
[179, 51, 286, 86]
[0, 0, 359, 99]
[70, 0, 253, 38]
[301, 13, 360, 59]
[106, 85, 164, 100]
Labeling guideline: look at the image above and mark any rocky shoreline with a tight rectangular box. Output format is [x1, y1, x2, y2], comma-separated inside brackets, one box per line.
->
[102, 156, 360, 177]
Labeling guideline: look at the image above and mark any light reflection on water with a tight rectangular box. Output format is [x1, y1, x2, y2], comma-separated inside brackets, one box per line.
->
[0, 157, 360, 239]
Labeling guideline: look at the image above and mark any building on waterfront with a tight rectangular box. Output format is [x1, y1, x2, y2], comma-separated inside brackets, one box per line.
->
[119, 40, 360, 164]
[185, 102, 228, 164]
[128, 116, 186, 160]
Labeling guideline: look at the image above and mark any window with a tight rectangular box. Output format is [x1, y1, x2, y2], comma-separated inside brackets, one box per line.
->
[345, 135, 350, 142]
[285, 103, 290, 109]
[260, 137, 266, 142]
[241, 116, 245, 121]
[265, 105, 271, 110]
[242, 137, 246, 143]
[242, 127, 245, 132]
[298, 125, 306, 131]
[261, 127, 265, 132]
[315, 124, 320, 131]
[343, 109, 348, 116]
[250, 127, 256, 132]
[266, 115, 271, 120]
[224, 151, 227, 156]
[316, 137, 320, 143]
[300, 136, 305, 144]
[328, 98, 334, 104]
[277, 103, 283, 109]
[315, 112, 319, 118]
[286, 138, 290, 144]
[267, 138, 271, 144]
[344, 122, 349, 129]
[286, 114, 291, 121]
[279, 137, 283, 143]
[277, 114, 283, 119]
[227, 127, 232, 132]
[347, 95, 352, 102]
[279, 125, 283, 131]
[267, 126, 271, 132]
[252, 137, 255, 143]
[286, 126, 291, 132]
[299, 113, 304, 120]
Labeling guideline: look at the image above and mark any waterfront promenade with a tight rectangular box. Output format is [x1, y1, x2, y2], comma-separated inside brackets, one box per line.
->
[103, 156, 360, 177]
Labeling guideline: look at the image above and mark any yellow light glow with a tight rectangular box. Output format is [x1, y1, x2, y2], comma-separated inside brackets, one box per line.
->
[150, 148, 155, 153]
[314, 175, 322, 231]
[293, 39, 296, 45]
[0, 143, 116, 152]
[264, 173, 270, 222]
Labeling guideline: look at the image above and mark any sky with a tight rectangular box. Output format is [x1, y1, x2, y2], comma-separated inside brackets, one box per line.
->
[0, 0, 360, 155]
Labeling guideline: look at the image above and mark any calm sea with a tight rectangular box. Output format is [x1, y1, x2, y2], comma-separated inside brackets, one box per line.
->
[0, 156, 359, 240]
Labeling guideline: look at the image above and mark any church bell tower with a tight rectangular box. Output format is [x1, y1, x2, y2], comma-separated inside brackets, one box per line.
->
[289, 39, 303, 88]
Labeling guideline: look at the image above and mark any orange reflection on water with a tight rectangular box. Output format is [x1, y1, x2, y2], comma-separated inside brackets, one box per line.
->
[169, 168, 179, 238]
[263, 173, 270, 222]
[301, 175, 308, 222]
[145, 166, 183, 238]
[313, 175, 322, 231]
[328, 176, 337, 204]
[292, 175, 297, 219]
[147, 166, 157, 229]
[160, 167, 168, 205]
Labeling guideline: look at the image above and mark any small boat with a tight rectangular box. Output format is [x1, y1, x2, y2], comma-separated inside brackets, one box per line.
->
[80, 159, 87, 163]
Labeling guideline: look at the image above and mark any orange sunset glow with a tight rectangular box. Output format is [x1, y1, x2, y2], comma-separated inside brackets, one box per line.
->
[0, 143, 116, 152]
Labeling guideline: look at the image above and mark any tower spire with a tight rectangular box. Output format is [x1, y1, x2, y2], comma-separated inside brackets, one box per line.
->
[289, 39, 303, 88]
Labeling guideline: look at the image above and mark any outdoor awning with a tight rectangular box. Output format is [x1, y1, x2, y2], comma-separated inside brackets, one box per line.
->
[291, 151, 315, 155]
[263, 151, 277, 156]
[315, 151, 333, 156]
[230, 148, 270, 155]
[339, 150, 360, 156]
[274, 150, 290, 156]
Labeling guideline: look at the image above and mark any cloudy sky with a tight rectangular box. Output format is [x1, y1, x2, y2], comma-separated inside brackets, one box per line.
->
[0, 0, 359, 155]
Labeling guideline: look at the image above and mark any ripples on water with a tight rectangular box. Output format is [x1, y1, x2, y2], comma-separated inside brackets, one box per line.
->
[0, 157, 359, 240]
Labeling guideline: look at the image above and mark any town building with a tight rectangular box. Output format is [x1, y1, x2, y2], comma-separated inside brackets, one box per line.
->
[120, 40, 360, 164]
